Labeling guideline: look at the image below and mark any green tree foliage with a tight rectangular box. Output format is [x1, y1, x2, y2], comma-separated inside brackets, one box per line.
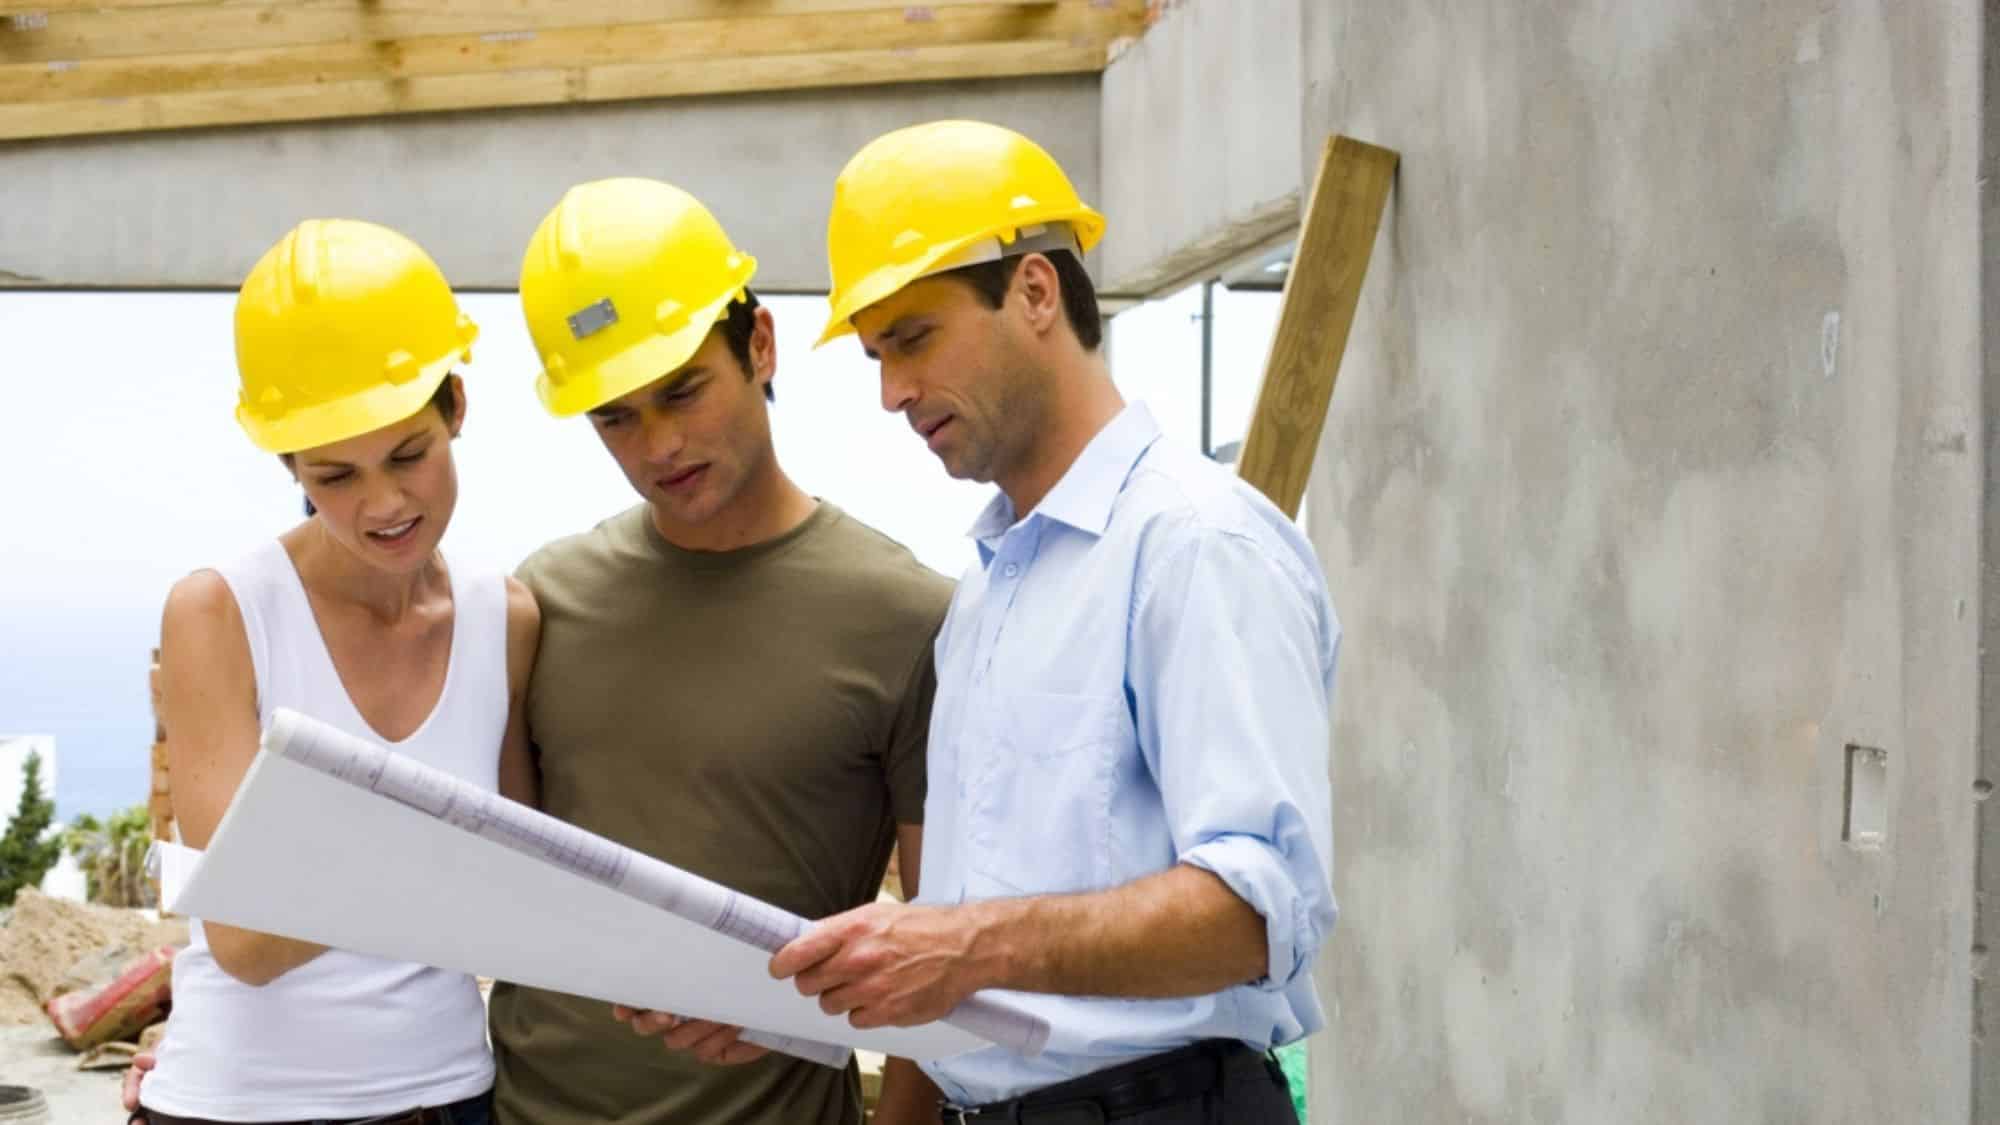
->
[65, 805, 155, 909]
[0, 751, 62, 907]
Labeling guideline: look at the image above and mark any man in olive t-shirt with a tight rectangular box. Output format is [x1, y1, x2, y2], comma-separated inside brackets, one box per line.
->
[490, 179, 953, 1124]
[490, 502, 948, 1123]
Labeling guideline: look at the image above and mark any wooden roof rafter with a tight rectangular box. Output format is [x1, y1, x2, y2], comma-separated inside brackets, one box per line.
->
[0, 0, 1150, 142]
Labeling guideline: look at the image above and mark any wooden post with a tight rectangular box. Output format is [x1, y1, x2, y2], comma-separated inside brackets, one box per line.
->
[1235, 135, 1398, 518]
[148, 647, 174, 843]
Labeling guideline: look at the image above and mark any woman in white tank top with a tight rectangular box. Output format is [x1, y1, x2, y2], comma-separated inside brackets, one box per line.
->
[127, 220, 539, 1125]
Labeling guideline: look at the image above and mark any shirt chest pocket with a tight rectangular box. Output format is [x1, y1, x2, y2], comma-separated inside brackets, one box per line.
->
[965, 690, 1131, 899]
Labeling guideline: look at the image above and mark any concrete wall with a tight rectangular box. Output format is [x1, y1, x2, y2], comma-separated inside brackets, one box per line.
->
[1977, 0, 2000, 1115]
[0, 75, 1098, 293]
[1301, 2, 1983, 1122]
[1097, 0, 1301, 298]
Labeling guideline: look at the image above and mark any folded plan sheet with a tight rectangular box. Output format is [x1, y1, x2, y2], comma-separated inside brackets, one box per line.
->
[163, 708, 1051, 1068]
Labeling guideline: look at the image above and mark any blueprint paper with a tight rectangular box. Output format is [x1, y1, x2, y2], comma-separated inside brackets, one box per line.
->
[157, 826, 844, 1067]
[166, 709, 1049, 1064]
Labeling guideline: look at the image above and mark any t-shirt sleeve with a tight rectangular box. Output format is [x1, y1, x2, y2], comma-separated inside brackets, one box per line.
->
[511, 548, 547, 596]
[883, 619, 942, 826]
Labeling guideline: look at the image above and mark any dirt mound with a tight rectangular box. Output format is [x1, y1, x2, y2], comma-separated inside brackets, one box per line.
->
[0, 890, 186, 1027]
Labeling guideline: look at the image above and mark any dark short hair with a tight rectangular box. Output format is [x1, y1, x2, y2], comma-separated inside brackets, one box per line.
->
[941, 249, 1102, 351]
[423, 372, 461, 425]
[715, 289, 772, 402]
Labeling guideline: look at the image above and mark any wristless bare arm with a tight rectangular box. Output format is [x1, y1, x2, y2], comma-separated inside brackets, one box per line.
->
[159, 572, 328, 986]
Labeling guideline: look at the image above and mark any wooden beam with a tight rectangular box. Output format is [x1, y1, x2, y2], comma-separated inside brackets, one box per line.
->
[2, 1, 219, 13]
[0, 0, 1069, 62]
[0, 1, 1138, 103]
[1236, 135, 1398, 520]
[0, 38, 1104, 141]
[586, 36, 1097, 101]
[2, 0, 1056, 9]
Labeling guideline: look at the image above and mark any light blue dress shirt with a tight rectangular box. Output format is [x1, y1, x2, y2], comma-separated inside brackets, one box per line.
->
[917, 404, 1340, 1105]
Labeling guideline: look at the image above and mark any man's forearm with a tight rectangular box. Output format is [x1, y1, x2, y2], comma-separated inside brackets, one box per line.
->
[966, 863, 1267, 999]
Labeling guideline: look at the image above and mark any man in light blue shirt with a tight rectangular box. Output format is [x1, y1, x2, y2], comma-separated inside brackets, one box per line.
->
[783, 120, 1339, 1124]
[635, 120, 1338, 1122]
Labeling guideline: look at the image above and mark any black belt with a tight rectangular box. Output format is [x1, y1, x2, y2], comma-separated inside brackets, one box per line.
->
[939, 1040, 1265, 1123]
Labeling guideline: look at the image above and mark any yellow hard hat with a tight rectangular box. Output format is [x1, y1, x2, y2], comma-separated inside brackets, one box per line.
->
[234, 219, 477, 454]
[519, 178, 758, 417]
[818, 119, 1105, 346]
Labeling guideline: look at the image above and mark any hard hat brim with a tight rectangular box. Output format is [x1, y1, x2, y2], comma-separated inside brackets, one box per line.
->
[535, 285, 747, 418]
[235, 353, 457, 455]
[815, 206, 1105, 349]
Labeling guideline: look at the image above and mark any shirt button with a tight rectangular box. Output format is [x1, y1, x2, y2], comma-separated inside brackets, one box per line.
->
[1003, 563, 1020, 578]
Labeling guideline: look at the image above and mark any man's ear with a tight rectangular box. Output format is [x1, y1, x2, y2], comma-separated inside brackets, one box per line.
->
[1012, 254, 1064, 338]
[750, 305, 779, 385]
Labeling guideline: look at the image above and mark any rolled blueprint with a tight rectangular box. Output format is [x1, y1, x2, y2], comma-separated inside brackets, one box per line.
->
[265, 707, 1053, 1064]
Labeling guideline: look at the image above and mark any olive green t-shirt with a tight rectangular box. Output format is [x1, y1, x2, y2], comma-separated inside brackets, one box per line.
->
[489, 501, 953, 1125]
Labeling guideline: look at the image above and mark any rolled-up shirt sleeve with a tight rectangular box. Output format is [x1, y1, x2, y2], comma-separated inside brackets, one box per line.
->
[1128, 518, 1339, 991]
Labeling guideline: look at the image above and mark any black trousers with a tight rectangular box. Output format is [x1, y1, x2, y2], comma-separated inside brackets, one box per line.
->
[940, 1041, 1299, 1124]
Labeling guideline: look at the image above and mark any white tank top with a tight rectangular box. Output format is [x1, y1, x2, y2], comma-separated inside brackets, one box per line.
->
[143, 539, 500, 1120]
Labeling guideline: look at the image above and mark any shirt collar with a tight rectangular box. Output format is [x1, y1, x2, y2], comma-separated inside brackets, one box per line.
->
[966, 403, 1162, 559]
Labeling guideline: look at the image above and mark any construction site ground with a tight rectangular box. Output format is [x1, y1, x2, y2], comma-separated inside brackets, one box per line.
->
[1, 1024, 122, 1122]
